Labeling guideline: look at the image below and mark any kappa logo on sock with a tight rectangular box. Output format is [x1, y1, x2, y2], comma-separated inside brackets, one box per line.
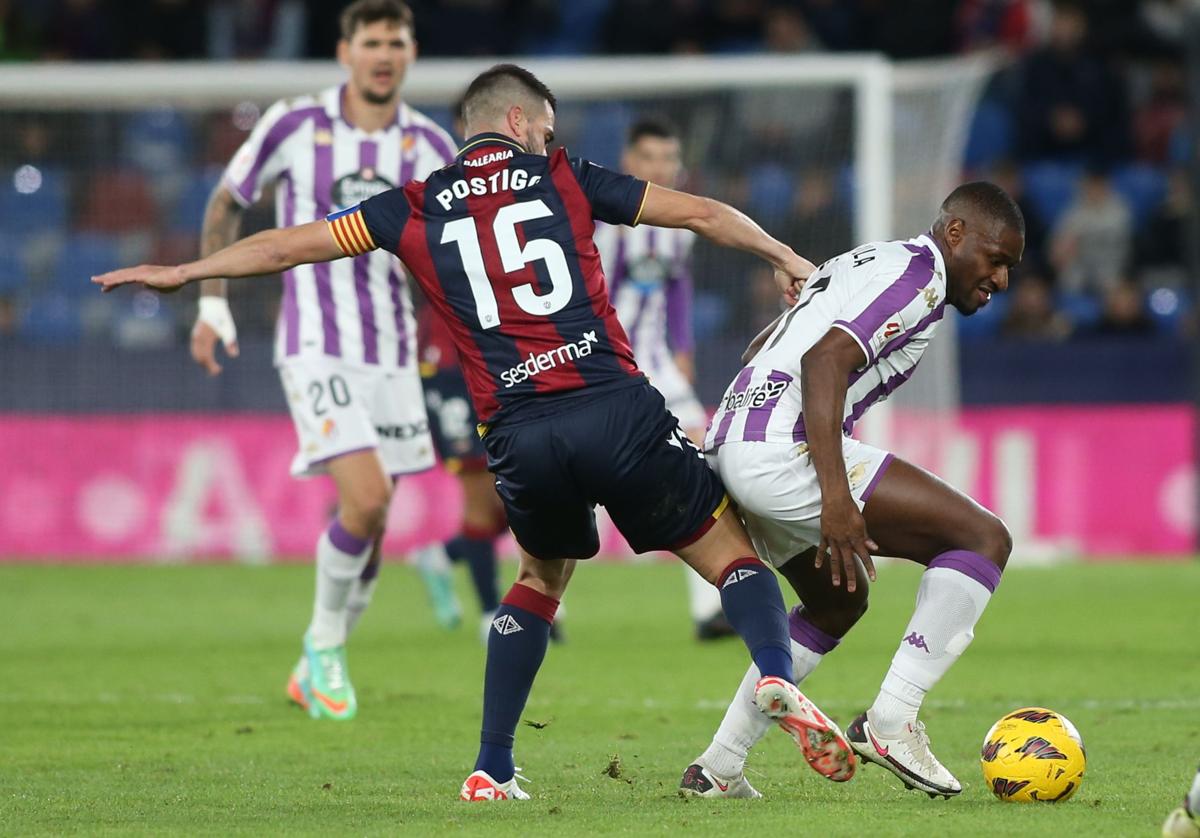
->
[721, 567, 758, 588]
[492, 614, 523, 636]
[903, 631, 930, 653]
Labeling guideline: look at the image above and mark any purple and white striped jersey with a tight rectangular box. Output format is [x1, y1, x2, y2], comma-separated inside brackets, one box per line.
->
[705, 233, 948, 451]
[223, 85, 456, 370]
[593, 222, 695, 372]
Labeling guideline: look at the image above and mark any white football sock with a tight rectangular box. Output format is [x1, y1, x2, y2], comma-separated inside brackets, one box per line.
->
[1187, 764, 1200, 815]
[344, 576, 379, 637]
[870, 552, 1000, 734]
[685, 565, 724, 622]
[307, 520, 374, 649]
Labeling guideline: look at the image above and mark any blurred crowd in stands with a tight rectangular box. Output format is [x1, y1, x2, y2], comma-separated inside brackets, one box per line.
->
[0, 0, 1194, 349]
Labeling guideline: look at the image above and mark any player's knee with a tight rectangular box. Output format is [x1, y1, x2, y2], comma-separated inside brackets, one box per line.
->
[971, 514, 1012, 570]
[341, 484, 393, 537]
[809, 583, 869, 636]
[515, 559, 572, 599]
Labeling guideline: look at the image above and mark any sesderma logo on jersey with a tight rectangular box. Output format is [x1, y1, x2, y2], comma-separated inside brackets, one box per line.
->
[501, 331, 599, 388]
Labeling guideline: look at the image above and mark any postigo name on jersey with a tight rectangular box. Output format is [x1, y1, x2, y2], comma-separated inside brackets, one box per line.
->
[500, 331, 599, 388]
[721, 378, 789, 412]
[435, 168, 542, 211]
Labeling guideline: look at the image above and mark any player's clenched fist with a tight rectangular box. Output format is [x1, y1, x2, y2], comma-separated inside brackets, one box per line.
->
[775, 250, 815, 305]
[92, 264, 189, 293]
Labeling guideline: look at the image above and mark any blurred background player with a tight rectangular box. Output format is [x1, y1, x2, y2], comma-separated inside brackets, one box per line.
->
[680, 183, 1022, 800]
[594, 119, 732, 642]
[415, 297, 505, 637]
[188, 0, 456, 720]
[1164, 763, 1200, 837]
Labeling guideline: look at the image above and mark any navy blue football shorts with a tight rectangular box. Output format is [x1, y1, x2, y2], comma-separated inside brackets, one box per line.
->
[423, 368, 488, 472]
[482, 379, 728, 560]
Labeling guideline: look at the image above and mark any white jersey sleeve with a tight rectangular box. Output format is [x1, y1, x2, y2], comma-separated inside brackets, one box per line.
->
[222, 97, 306, 207]
[829, 243, 947, 367]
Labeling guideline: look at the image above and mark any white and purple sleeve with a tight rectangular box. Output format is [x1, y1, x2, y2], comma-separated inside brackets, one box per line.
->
[221, 99, 301, 207]
[831, 251, 938, 366]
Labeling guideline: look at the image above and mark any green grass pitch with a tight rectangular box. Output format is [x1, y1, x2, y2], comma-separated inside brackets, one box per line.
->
[2, 559, 1197, 836]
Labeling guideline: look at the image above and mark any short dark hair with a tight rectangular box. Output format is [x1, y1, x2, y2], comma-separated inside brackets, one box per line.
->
[627, 117, 678, 146]
[340, 0, 414, 40]
[461, 63, 557, 130]
[941, 181, 1025, 237]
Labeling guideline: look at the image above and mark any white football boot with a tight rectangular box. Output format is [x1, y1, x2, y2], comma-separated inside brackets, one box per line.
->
[459, 769, 530, 801]
[678, 759, 762, 799]
[753, 676, 856, 782]
[1164, 805, 1200, 838]
[846, 711, 961, 798]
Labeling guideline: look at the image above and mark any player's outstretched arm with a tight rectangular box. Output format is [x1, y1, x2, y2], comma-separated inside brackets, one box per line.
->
[93, 221, 344, 293]
[638, 184, 814, 303]
[800, 328, 879, 593]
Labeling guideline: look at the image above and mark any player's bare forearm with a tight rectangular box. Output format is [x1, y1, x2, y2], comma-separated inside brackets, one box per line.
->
[94, 222, 343, 293]
[743, 310, 788, 364]
[799, 330, 865, 503]
[638, 185, 813, 282]
[187, 223, 339, 281]
[801, 328, 878, 589]
[197, 184, 245, 299]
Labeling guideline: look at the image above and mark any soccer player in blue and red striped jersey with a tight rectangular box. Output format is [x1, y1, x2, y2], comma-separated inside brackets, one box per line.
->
[94, 63, 856, 801]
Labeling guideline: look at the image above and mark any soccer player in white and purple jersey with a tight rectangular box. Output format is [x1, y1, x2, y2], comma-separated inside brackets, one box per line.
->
[679, 183, 1025, 800]
[188, 0, 455, 721]
[594, 119, 730, 642]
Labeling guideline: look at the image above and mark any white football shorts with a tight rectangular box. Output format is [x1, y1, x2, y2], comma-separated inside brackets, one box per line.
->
[707, 436, 894, 569]
[279, 355, 435, 479]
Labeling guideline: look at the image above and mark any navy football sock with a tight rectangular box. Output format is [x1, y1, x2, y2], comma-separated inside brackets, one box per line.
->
[447, 532, 500, 613]
[474, 583, 559, 783]
[717, 558, 793, 681]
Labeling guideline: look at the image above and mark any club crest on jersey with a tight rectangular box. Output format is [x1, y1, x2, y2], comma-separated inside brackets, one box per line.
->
[500, 331, 599, 389]
[492, 614, 523, 635]
[333, 168, 395, 207]
[923, 286, 939, 309]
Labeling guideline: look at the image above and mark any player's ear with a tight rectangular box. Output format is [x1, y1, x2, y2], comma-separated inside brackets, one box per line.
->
[945, 217, 965, 249]
[506, 105, 524, 137]
[336, 38, 351, 68]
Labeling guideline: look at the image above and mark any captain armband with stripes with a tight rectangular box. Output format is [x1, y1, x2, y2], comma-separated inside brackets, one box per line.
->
[325, 206, 377, 257]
